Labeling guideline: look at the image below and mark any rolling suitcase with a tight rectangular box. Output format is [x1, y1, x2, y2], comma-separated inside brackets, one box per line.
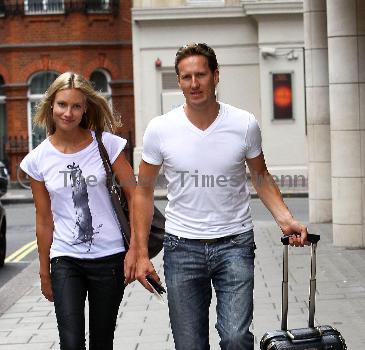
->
[260, 233, 347, 350]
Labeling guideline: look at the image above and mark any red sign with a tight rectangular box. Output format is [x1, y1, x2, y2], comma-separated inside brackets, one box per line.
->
[273, 73, 293, 119]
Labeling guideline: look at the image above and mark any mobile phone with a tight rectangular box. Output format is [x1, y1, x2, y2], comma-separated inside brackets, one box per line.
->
[146, 274, 166, 295]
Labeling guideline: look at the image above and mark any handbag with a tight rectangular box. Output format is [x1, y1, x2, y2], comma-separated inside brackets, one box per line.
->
[95, 131, 165, 258]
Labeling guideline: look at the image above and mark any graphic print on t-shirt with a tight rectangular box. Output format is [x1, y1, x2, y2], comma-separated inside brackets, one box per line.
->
[67, 162, 102, 251]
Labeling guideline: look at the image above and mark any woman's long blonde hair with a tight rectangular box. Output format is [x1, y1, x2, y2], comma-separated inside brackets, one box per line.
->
[34, 71, 121, 134]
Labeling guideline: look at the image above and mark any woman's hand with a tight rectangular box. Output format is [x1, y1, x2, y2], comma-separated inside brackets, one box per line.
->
[40, 274, 54, 302]
[124, 248, 137, 285]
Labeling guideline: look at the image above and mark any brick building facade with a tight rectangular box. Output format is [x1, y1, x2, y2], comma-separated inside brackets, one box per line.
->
[0, 0, 134, 182]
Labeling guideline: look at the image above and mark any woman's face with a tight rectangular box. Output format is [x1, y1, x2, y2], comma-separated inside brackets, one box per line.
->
[52, 88, 87, 132]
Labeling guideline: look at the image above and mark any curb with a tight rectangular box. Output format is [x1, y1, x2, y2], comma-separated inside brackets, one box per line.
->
[0, 259, 38, 315]
[155, 191, 309, 200]
[1, 191, 309, 205]
[1, 197, 34, 205]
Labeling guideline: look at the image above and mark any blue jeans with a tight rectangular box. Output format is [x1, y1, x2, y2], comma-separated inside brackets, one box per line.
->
[50, 253, 125, 350]
[163, 230, 256, 350]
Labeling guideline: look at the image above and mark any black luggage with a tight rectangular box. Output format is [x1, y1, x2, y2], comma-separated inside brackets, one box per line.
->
[260, 234, 347, 350]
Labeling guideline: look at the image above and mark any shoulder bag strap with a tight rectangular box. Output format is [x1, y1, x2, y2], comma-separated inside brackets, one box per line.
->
[95, 130, 131, 246]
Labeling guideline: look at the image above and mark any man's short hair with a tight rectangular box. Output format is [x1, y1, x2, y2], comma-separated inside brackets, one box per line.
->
[175, 43, 218, 75]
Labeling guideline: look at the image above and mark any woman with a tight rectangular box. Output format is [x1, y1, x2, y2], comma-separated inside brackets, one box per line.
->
[20, 72, 136, 350]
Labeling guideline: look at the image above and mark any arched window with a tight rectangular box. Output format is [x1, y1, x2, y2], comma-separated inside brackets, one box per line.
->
[90, 70, 111, 101]
[28, 71, 59, 149]
[0, 76, 6, 162]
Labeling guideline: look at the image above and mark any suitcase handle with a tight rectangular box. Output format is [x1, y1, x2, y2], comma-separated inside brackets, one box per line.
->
[281, 233, 320, 331]
[281, 233, 320, 245]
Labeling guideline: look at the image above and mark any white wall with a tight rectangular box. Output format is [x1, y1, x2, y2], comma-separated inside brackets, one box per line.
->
[257, 14, 307, 178]
[132, 7, 307, 179]
[132, 13, 261, 171]
[218, 64, 261, 124]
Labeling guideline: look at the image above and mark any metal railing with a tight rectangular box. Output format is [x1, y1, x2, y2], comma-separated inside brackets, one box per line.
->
[0, 1, 24, 16]
[0, 0, 119, 17]
[5, 135, 29, 154]
[2, 131, 134, 182]
[25, 1, 65, 14]
[65, 0, 119, 15]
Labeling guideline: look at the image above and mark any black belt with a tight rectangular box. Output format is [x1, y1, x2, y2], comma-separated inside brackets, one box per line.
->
[197, 234, 240, 244]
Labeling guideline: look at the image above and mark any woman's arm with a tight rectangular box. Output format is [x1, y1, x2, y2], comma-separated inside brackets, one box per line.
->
[30, 177, 54, 301]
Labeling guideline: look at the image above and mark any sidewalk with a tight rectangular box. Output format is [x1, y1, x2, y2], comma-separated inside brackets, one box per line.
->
[0, 219, 364, 349]
[1, 188, 34, 205]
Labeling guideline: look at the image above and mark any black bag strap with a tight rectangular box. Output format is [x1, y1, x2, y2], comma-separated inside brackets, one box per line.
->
[95, 131, 113, 186]
[95, 130, 127, 207]
[95, 130, 130, 245]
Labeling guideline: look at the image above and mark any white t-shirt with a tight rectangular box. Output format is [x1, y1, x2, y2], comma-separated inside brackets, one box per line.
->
[142, 102, 262, 239]
[20, 130, 127, 259]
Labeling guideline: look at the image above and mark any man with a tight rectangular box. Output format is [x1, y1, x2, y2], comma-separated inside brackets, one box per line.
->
[134, 43, 308, 350]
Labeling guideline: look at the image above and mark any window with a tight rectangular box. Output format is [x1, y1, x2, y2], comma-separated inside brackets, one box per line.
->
[24, 0, 64, 14]
[28, 71, 59, 149]
[87, 0, 111, 12]
[0, 76, 4, 96]
[90, 70, 111, 101]
[0, 76, 6, 162]
[161, 72, 184, 114]
[0, 1, 5, 16]
[162, 72, 179, 90]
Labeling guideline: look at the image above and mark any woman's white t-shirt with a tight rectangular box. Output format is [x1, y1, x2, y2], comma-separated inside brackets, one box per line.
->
[142, 102, 262, 239]
[20, 130, 127, 259]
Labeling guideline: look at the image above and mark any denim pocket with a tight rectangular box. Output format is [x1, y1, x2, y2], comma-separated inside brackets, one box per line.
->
[111, 261, 125, 287]
[50, 257, 72, 303]
[163, 233, 180, 251]
[50, 257, 62, 276]
[230, 230, 256, 249]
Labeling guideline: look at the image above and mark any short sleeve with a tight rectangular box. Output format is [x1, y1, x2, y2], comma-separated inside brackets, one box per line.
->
[141, 118, 163, 165]
[245, 114, 262, 159]
[20, 151, 44, 181]
[102, 132, 127, 164]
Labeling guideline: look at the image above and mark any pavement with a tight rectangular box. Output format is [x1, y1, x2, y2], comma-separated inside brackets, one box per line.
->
[0, 189, 364, 349]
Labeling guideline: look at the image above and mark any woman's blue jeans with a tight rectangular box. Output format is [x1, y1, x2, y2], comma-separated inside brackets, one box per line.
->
[163, 230, 255, 350]
[50, 252, 125, 350]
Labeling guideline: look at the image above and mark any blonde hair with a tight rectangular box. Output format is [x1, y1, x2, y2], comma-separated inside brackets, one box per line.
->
[34, 71, 121, 134]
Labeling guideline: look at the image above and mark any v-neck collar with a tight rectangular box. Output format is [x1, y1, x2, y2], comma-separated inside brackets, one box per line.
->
[180, 102, 225, 137]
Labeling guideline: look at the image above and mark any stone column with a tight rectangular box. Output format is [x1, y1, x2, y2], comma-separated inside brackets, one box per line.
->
[304, 0, 332, 222]
[327, 0, 365, 247]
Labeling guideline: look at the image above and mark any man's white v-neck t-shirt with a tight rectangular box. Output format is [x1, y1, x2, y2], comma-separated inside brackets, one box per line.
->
[142, 102, 262, 239]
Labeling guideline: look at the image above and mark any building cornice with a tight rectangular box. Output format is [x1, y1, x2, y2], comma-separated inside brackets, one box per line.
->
[132, 6, 245, 21]
[110, 79, 134, 85]
[3, 83, 28, 89]
[241, 1, 303, 15]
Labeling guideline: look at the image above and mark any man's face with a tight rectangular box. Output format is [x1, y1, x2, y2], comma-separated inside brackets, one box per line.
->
[177, 55, 219, 109]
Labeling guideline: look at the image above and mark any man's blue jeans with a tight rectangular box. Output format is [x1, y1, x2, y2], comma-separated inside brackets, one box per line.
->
[163, 230, 255, 350]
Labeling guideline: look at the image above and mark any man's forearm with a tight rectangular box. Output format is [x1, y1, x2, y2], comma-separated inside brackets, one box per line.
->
[251, 171, 293, 225]
[133, 187, 155, 257]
